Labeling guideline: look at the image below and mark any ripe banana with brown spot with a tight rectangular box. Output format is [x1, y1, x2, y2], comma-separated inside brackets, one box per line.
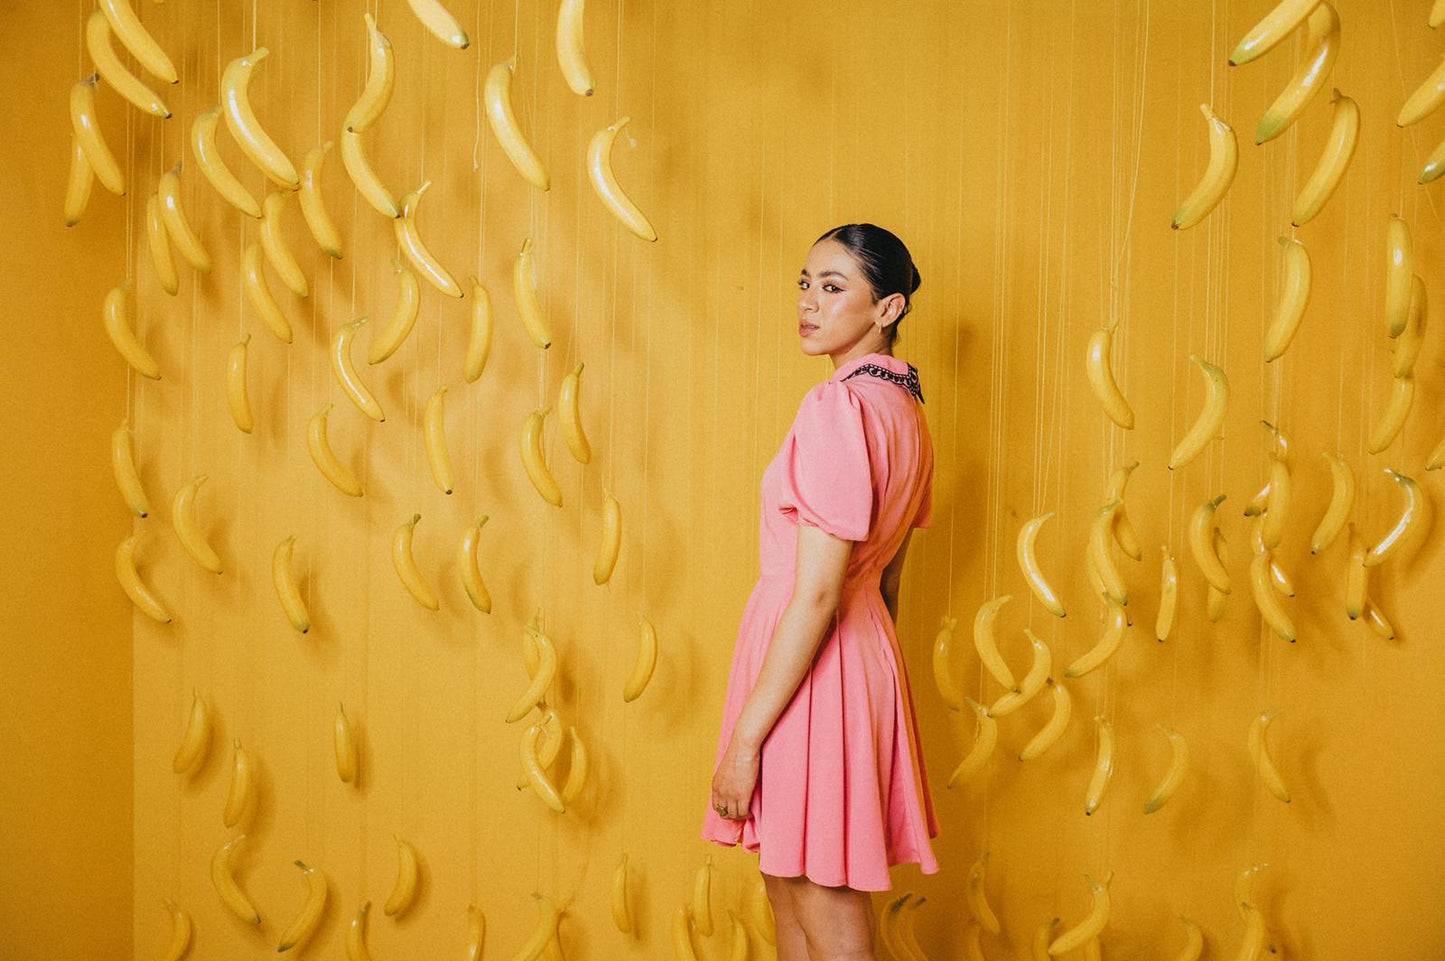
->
[260, 192, 308, 296]
[384, 836, 419, 916]
[1254, 3, 1338, 145]
[306, 403, 362, 496]
[1143, 724, 1189, 813]
[71, 75, 125, 195]
[243, 242, 293, 344]
[221, 48, 299, 189]
[191, 106, 261, 218]
[1364, 468, 1421, 566]
[1292, 89, 1357, 225]
[484, 59, 549, 190]
[1083, 718, 1115, 816]
[1173, 104, 1237, 229]
[116, 533, 170, 622]
[87, 10, 169, 117]
[172, 689, 211, 775]
[211, 834, 261, 924]
[1248, 709, 1290, 802]
[103, 281, 160, 380]
[332, 318, 385, 421]
[947, 698, 997, 787]
[172, 475, 223, 574]
[157, 164, 210, 273]
[1263, 237, 1310, 361]
[521, 406, 563, 506]
[273, 535, 310, 633]
[588, 117, 659, 241]
[1018, 511, 1067, 617]
[111, 422, 150, 517]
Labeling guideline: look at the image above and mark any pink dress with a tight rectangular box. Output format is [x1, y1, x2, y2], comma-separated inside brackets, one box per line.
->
[700, 351, 941, 891]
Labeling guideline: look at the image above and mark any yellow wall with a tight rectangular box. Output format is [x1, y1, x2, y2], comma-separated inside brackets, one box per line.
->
[20, 0, 1445, 958]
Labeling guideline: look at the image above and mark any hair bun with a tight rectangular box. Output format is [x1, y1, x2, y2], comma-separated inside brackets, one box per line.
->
[909, 265, 922, 294]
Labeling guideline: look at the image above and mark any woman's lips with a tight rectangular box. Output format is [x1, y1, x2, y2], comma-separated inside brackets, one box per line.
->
[799, 323, 818, 336]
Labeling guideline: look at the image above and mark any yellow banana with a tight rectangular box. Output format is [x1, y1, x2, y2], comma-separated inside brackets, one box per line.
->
[1419, 134, 1445, 184]
[306, 403, 362, 496]
[521, 723, 566, 813]
[1395, 275, 1427, 377]
[1143, 724, 1189, 813]
[110, 422, 150, 517]
[172, 475, 223, 574]
[1248, 709, 1290, 802]
[1083, 718, 1115, 816]
[273, 535, 310, 633]
[1106, 460, 1142, 560]
[64, 135, 93, 226]
[1435, 0, 1445, 26]
[1229, 0, 1322, 65]
[1401, 53, 1445, 126]
[517, 894, 564, 961]
[992, 627, 1050, 716]
[1085, 326, 1134, 429]
[1172, 104, 1236, 229]
[459, 516, 492, 613]
[366, 263, 420, 364]
[624, 613, 658, 702]
[340, 129, 399, 218]
[277, 860, 328, 951]
[1018, 511, 1067, 617]
[99, 0, 177, 83]
[612, 853, 633, 932]
[1156, 547, 1178, 641]
[1019, 677, 1072, 761]
[1292, 89, 1357, 225]
[392, 513, 440, 611]
[514, 238, 554, 348]
[1363, 598, 1396, 639]
[1254, 3, 1338, 144]
[1033, 918, 1062, 961]
[145, 195, 179, 295]
[346, 901, 373, 961]
[947, 698, 997, 787]
[384, 836, 419, 916]
[1065, 597, 1128, 678]
[963, 921, 987, 961]
[484, 59, 549, 189]
[966, 853, 1001, 933]
[931, 614, 964, 712]
[1048, 872, 1112, 954]
[1087, 500, 1129, 606]
[211, 834, 261, 924]
[241, 242, 292, 344]
[521, 405, 563, 506]
[158, 898, 191, 961]
[223, 739, 256, 826]
[1233, 902, 1271, 961]
[673, 904, 700, 961]
[1188, 494, 1229, 592]
[897, 897, 929, 961]
[405, 0, 469, 47]
[71, 75, 125, 195]
[172, 689, 211, 775]
[559, 362, 593, 463]
[1364, 468, 1421, 566]
[297, 142, 343, 258]
[1234, 863, 1270, 919]
[1365, 374, 1414, 454]
[467, 904, 485, 961]
[880, 893, 911, 961]
[509, 620, 558, 722]
[588, 117, 659, 241]
[260, 192, 308, 296]
[693, 855, 714, 936]
[466, 279, 493, 381]
[1259, 455, 1290, 550]
[157, 164, 211, 273]
[561, 724, 589, 802]
[1346, 525, 1367, 619]
[1207, 528, 1229, 622]
[1386, 215, 1413, 338]
[116, 534, 170, 622]
[332, 318, 385, 421]
[423, 387, 455, 495]
[1169, 355, 1229, 469]
[221, 49, 299, 190]
[972, 594, 1017, 690]
[1310, 452, 1353, 554]
[191, 106, 262, 218]
[86, 11, 169, 117]
[102, 282, 160, 380]
[1432, 433, 1445, 470]
[1172, 917, 1204, 961]
[750, 875, 776, 946]
[556, 0, 596, 95]
[226, 333, 254, 434]
[725, 908, 749, 961]
[346, 14, 395, 133]
[395, 182, 462, 297]
[1263, 237, 1310, 361]
[594, 489, 621, 584]
[1249, 548, 1296, 642]
[334, 702, 358, 783]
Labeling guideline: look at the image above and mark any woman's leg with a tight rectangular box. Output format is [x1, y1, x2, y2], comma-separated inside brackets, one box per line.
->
[776, 874, 877, 961]
[763, 872, 812, 961]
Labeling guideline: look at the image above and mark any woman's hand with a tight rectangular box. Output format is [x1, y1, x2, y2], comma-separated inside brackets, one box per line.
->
[710, 736, 759, 820]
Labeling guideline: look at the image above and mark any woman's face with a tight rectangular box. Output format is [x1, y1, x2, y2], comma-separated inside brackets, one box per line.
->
[796, 239, 901, 356]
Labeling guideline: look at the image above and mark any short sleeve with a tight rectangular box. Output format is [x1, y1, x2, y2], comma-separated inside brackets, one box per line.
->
[913, 471, 934, 529]
[776, 382, 874, 541]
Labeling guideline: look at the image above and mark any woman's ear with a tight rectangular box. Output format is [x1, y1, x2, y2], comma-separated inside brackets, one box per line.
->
[878, 292, 906, 325]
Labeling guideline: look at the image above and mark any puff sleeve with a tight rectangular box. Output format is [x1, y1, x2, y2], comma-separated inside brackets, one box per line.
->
[776, 382, 874, 541]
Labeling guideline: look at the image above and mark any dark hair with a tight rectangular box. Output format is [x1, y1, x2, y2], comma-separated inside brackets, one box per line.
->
[814, 223, 921, 348]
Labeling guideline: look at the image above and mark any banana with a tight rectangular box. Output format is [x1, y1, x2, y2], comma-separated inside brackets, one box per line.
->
[1364, 598, 1396, 639]
[334, 702, 358, 783]
[297, 142, 344, 258]
[1169, 355, 1229, 469]
[340, 129, 399, 218]
[514, 238, 555, 348]
[1244, 479, 1270, 518]
[226, 333, 254, 434]
[211, 834, 261, 924]
[966, 853, 1001, 933]
[145, 195, 179, 295]
[521, 405, 563, 506]
[991, 627, 1050, 716]
[172, 475, 223, 574]
[588, 117, 659, 241]
[1207, 528, 1229, 622]
[726, 908, 749, 961]
[1293, 89, 1358, 225]
[1172, 104, 1237, 229]
[1143, 724, 1189, 813]
[1189, 494, 1229, 592]
[332, 318, 385, 421]
[277, 860, 328, 951]
[1248, 709, 1290, 802]
[485, 60, 550, 190]
[880, 893, 911, 961]
[1018, 511, 1067, 617]
[99, 0, 177, 83]
[392, 513, 440, 610]
[693, 855, 714, 936]
[111, 423, 150, 517]
[1395, 275, 1427, 377]
[1065, 597, 1128, 678]
[1346, 525, 1367, 619]
[594, 489, 621, 584]
[70, 76, 124, 195]
[1234, 863, 1270, 919]
[612, 853, 633, 932]
[897, 897, 929, 961]
[172, 689, 211, 775]
[116, 534, 170, 622]
[459, 517, 493, 613]
[384, 836, 419, 916]
[395, 182, 462, 297]
[345, 14, 395, 133]
[624, 613, 659, 702]
[512, 894, 562, 961]
[158, 898, 191, 961]
[751, 875, 776, 946]
[521, 723, 567, 812]
[1254, 3, 1338, 144]
[423, 387, 455, 495]
[561, 724, 589, 802]
[1156, 547, 1178, 641]
[242, 241, 293, 342]
[260, 192, 308, 296]
[963, 921, 987, 961]
[1310, 452, 1354, 554]
[366, 263, 420, 364]
[1364, 468, 1422, 566]
[1084, 938, 1102, 961]
[157, 163, 212, 273]
[535, 705, 565, 770]
[1263, 238, 1310, 361]
[64, 135, 93, 226]
[466, 280, 493, 381]
[223, 739, 256, 826]
[556, 0, 596, 95]
[86, 11, 169, 117]
[558, 362, 593, 464]
[1083, 718, 1115, 816]
[102, 282, 160, 380]
[509, 619, 558, 722]
[1085, 326, 1135, 429]
[931, 614, 964, 712]
[467, 904, 485, 961]
[1432, 434, 1445, 470]
[1172, 917, 1204, 961]
[973, 594, 1017, 690]
[1386, 215, 1413, 338]
[1048, 873, 1111, 954]
[1420, 134, 1445, 184]
[1019, 677, 1072, 761]
[405, 0, 469, 47]
[1033, 918, 1062, 961]
[1365, 374, 1414, 454]
[1249, 548, 1296, 642]
[346, 901, 373, 961]
[1086, 500, 1129, 606]
[1259, 455, 1290, 550]
[1233, 902, 1270, 961]
[1229, 0, 1323, 65]
[191, 107, 262, 218]
[306, 403, 363, 496]
[1401, 53, 1445, 126]
[221, 48, 299, 190]
[947, 698, 998, 787]
[673, 904, 700, 961]
[273, 535, 310, 633]
[1435, 0, 1445, 27]
[1106, 460, 1142, 560]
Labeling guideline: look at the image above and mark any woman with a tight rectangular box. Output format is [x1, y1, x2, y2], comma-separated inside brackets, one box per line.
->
[700, 223, 940, 960]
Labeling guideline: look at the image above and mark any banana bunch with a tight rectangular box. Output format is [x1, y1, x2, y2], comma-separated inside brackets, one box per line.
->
[459, 517, 493, 613]
[191, 107, 261, 218]
[385, 836, 420, 916]
[947, 698, 997, 787]
[87, 10, 169, 118]
[623, 613, 659, 702]
[103, 282, 160, 380]
[222, 49, 298, 189]
[392, 514, 440, 610]
[1018, 512, 1067, 617]
[1253, 4, 1338, 145]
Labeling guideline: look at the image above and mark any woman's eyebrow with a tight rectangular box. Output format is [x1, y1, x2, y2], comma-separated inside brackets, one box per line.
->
[799, 269, 849, 280]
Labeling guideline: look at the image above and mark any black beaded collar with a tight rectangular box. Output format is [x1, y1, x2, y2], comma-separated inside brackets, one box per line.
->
[841, 362, 925, 404]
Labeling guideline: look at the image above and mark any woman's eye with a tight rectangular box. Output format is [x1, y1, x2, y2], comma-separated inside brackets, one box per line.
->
[823, 284, 841, 293]
[797, 279, 809, 289]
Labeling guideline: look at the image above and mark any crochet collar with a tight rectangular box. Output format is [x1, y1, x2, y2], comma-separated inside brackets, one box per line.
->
[830, 352, 924, 403]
